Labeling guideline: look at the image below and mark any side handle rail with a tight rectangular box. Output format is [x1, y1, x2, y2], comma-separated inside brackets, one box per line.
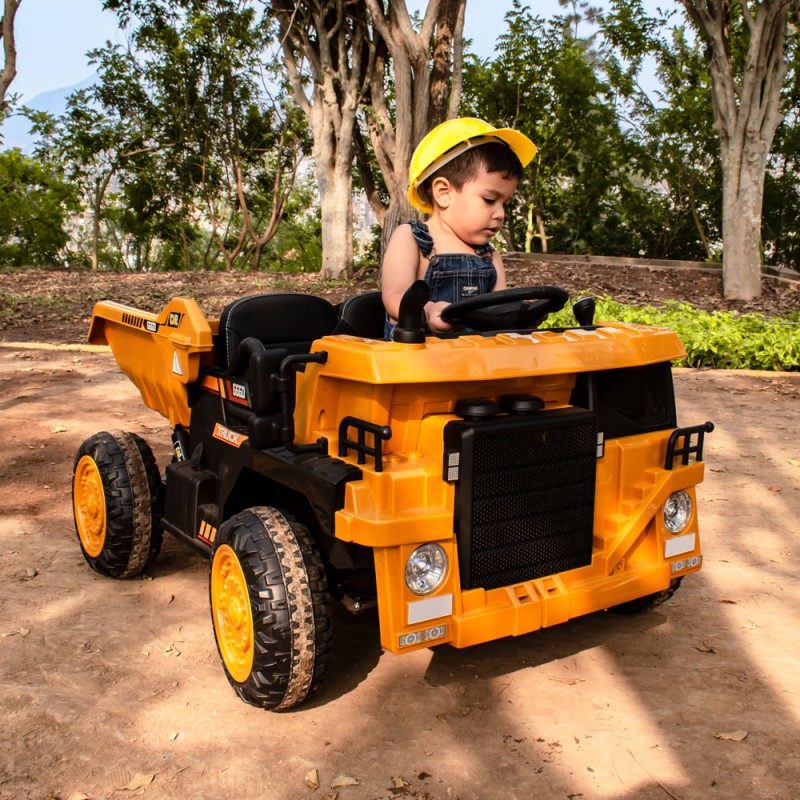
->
[338, 417, 392, 472]
[664, 421, 715, 470]
[273, 352, 328, 454]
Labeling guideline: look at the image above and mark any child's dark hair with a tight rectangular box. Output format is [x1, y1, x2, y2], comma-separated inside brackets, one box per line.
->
[417, 140, 523, 210]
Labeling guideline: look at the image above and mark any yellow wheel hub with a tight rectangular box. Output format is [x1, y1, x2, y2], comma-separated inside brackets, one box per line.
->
[211, 545, 254, 683]
[73, 455, 107, 558]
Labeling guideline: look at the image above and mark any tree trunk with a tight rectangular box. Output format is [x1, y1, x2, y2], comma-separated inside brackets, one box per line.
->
[318, 160, 354, 278]
[681, 0, 791, 300]
[363, 0, 466, 251]
[272, 1, 376, 280]
[1, 0, 21, 109]
[91, 202, 101, 270]
[90, 171, 113, 271]
[429, 0, 464, 127]
[720, 143, 767, 299]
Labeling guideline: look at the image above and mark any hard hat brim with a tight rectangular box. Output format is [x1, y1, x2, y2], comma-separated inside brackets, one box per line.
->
[408, 128, 537, 214]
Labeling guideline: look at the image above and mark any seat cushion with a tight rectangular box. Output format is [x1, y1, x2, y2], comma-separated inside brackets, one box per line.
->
[337, 291, 386, 339]
[220, 293, 339, 367]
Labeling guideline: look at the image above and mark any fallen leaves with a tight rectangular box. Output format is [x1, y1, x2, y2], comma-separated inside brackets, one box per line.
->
[715, 730, 748, 742]
[694, 642, 717, 654]
[121, 772, 156, 791]
[305, 768, 320, 790]
[330, 774, 360, 788]
[1, 627, 30, 638]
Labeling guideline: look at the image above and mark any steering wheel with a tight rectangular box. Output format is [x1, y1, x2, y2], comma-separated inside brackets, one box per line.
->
[440, 286, 569, 332]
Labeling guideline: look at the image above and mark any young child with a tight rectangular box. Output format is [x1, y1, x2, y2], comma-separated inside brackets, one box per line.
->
[381, 117, 536, 335]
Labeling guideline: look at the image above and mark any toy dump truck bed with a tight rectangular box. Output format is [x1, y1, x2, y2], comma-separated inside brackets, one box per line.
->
[88, 298, 217, 428]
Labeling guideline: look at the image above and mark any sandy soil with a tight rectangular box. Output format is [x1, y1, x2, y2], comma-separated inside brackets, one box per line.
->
[1, 337, 799, 800]
[1, 262, 799, 799]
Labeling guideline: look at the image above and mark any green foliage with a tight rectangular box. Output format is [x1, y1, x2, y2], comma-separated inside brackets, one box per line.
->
[0, 149, 80, 266]
[28, 0, 310, 272]
[461, 2, 673, 258]
[601, 3, 721, 261]
[260, 177, 322, 273]
[548, 297, 800, 371]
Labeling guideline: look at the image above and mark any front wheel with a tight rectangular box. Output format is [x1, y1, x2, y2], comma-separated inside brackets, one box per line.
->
[72, 430, 163, 578]
[612, 577, 683, 614]
[210, 507, 332, 711]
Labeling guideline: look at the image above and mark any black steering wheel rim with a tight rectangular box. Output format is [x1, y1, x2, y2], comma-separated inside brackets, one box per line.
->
[440, 285, 569, 330]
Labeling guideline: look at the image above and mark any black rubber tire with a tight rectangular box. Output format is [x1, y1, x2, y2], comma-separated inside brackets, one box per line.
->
[72, 430, 163, 578]
[209, 506, 332, 711]
[612, 577, 683, 614]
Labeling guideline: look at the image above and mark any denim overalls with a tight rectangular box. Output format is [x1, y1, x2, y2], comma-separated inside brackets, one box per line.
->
[384, 220, 497, 338]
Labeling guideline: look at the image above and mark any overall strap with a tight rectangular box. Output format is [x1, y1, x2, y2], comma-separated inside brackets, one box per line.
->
[409, 219, 434, 258]
[408, 219, 495, 263]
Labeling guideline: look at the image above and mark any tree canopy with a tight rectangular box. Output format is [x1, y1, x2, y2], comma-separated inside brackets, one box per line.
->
[2, 0, 800, 299]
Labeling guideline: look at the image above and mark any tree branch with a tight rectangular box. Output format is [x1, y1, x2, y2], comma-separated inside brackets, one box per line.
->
[1, 0, 22, 106]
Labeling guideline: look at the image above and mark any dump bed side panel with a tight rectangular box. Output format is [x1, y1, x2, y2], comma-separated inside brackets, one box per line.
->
[88, 298, 217, 428]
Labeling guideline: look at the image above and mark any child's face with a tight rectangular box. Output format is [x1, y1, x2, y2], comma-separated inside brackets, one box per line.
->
[437, 165, 518, 245]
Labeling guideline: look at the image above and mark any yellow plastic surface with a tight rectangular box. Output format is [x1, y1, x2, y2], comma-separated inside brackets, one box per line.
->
[289, 325, 703, 655]
[89, 294, 705, 656]
[73, 455, 107, 558]
[88, 298, 216, 428]
[210, 544, 255, 683]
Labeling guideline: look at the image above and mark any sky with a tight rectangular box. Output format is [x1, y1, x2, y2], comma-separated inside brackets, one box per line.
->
[9, 0, 569, 102]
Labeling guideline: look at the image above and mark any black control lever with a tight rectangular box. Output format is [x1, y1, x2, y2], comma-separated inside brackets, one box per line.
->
[573, 297, 596, 327]
[392, 280, 431, 344]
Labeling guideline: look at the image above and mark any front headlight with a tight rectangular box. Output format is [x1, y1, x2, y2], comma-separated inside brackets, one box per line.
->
[664, 490, 693, 534]
[405, 544, 448, 595]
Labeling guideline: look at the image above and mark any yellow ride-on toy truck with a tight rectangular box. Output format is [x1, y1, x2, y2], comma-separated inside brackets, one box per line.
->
[72, 282, 712, 710]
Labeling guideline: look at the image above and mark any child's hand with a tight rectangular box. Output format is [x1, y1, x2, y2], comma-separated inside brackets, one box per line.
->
[426, 301, 453, 332]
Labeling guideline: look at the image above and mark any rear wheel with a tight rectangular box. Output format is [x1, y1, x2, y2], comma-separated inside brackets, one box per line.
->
[613, 577, 683, 614]
[210, 506, 332, 711]
[72, 431, 163, 578]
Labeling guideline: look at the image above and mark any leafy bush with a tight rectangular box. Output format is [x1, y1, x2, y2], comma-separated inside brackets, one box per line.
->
[548, 296, 799, 371]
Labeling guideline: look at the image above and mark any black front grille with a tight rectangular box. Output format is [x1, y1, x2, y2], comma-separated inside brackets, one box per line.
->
[444, 407, 597, 591]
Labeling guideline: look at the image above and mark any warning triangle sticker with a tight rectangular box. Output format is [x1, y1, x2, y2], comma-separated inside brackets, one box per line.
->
[172, 350, 183, 376]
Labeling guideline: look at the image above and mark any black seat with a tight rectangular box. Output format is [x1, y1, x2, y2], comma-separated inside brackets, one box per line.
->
[337, 291, 386, 339]
[219, 293, 340, 368]
[214, 294, 339, 450]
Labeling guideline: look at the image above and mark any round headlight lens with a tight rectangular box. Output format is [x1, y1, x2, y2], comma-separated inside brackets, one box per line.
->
[405, 544, 448, 595]
[664, 490, 693, 534]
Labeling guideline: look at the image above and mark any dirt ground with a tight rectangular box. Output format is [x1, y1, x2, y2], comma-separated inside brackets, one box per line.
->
[1, 266, 799, 800]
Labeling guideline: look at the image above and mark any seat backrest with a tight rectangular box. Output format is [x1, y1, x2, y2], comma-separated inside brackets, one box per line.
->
[337, 291, 387, 339]
[219, 293, 339, 368]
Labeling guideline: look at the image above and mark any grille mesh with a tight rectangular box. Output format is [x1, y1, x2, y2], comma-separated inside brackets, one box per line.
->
[449, 410, 597, 591]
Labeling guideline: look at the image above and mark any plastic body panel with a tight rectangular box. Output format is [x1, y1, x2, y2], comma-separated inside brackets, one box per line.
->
[90, 298, 708, 658]
[87, 298, 216, 428]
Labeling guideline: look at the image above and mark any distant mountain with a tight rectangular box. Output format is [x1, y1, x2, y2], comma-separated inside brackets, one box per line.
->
[0, 74, 99, 153]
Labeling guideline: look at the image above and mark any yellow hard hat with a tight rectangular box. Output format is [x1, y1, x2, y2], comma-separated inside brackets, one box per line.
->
[408, 117, 537, 213]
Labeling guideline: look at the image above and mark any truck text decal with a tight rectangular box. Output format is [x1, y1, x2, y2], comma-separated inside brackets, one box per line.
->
[213, 423, 248, 448]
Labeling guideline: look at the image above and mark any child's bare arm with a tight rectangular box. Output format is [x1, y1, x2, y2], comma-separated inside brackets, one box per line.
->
[381, 225, 452, 331]
[381, 225, 419, 323]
